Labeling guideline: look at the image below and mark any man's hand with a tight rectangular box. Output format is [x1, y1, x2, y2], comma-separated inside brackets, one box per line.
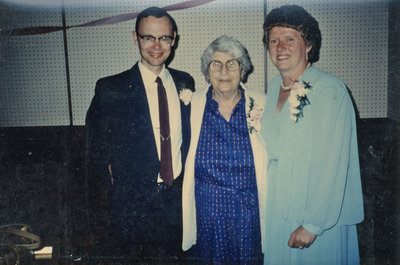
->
[288, 226, 316, 249]
[108, 164, 114, 184]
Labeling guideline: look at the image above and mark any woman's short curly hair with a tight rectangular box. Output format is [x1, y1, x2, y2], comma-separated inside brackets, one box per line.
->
[201, 35, 253, 83]
[263, 5, 322, 64]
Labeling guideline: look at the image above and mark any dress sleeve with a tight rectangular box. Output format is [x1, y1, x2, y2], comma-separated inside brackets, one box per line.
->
[301, 82, 357, 236]
[85, 79, 113, 180]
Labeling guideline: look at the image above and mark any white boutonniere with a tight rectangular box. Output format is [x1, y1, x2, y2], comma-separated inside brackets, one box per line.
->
[288, 80, 312, 122]
[178, 88, 193, 105]
[247, 97, 263, 134]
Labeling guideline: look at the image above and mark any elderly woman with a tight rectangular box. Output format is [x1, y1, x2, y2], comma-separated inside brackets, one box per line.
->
[182, 35, 267, 264]
[261, 5, 364, 265]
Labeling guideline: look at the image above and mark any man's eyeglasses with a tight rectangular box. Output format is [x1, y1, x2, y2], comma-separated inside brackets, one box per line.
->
[136, 32, 174, 47]
[208, 59, 240, 72]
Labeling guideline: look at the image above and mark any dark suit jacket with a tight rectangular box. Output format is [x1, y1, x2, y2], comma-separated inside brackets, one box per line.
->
[85, 63, 194, 217]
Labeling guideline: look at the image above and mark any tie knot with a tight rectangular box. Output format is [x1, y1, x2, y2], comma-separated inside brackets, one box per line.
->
[155, 76, 162, 84]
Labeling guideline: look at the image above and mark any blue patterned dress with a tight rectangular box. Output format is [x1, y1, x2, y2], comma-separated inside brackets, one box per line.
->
[193, 87, 262, 265]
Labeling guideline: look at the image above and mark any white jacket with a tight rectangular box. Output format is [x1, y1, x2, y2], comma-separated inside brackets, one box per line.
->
[182, 84, 268, 252]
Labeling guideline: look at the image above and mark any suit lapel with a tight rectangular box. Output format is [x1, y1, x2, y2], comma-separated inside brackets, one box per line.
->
[128, 64, 159, 166]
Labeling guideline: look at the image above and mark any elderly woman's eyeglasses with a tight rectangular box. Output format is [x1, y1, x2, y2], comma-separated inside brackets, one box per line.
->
[208, 59, 240, 72]
[136, 32, 174, 46]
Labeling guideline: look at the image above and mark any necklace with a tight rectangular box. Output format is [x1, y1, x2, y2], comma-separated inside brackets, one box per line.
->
[280, 81, 292, 91]
[280, 63, 311, 92]
[280, 83, 292, 93]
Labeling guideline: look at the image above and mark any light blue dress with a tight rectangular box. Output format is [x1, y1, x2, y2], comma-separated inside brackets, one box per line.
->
[261, 66, 364, 265]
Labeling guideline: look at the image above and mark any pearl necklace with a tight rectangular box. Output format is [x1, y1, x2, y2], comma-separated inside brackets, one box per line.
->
[280, 63, 311, 92]
[280, 81, 292, 91]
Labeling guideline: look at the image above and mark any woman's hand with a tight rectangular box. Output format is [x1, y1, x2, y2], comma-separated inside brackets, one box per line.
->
[288, 226, 316, 249]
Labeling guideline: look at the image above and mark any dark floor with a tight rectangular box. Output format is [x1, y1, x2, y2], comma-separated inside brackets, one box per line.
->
[0, 118, 399, 264]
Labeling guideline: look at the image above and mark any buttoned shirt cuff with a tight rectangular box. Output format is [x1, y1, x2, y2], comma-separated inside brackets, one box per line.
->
[302, 223, 324, 236]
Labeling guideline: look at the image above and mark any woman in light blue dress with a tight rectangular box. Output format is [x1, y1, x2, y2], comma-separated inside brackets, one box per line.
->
[261, 5, 364, 265]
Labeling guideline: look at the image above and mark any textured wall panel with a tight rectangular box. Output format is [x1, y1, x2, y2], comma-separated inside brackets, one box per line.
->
[0, 0, 391, 126]
[0, 3, 70, 126]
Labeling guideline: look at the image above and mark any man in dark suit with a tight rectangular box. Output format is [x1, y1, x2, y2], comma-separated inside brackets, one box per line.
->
[85, 6, 194, 262]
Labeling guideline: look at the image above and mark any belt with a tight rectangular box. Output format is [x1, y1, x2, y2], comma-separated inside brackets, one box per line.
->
[156, 174, 183, 192]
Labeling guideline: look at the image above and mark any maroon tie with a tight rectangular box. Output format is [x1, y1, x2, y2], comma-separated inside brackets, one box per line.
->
[156, 77, 174, 186]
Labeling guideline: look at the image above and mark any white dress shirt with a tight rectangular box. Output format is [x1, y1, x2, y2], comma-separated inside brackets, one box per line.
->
[139, 61, 182, 183]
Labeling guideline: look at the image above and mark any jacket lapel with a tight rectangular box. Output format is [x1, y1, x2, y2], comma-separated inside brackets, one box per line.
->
[128, 64, 159, 166]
